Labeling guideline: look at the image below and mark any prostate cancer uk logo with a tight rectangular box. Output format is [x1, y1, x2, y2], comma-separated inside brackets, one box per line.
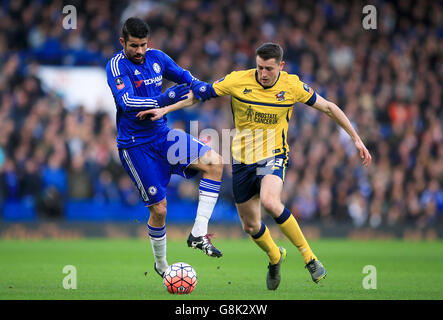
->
[115, 77, 125, 90]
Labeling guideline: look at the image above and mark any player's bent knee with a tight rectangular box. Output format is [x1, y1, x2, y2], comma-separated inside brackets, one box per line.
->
[203, 150, 222, 165]
[211, 157, 223, 176]
[200, 150, 223, 177]
[149, 200, 167, 219]
[260, 197, 281, 216]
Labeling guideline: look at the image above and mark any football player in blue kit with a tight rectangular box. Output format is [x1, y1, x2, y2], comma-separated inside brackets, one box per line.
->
[106, 17, 223, 277]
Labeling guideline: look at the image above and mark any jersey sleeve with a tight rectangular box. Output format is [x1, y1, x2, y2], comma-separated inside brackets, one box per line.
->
[291, 75, 317, 106]
[212, 72, 237, 97]
[159, 51, 195, 85]
[106, 58, 159, 112]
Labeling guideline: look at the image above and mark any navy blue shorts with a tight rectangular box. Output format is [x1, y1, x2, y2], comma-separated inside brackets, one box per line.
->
[232, 153, 289, 204]
[119, 129, 211, 206]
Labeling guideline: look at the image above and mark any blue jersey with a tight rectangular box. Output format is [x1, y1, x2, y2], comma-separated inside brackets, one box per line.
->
[106, 49, 194, 149]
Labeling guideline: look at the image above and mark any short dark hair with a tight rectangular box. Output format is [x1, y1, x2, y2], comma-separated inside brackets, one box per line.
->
[122, 17, 150, 42]
[256, 43, 283, 62]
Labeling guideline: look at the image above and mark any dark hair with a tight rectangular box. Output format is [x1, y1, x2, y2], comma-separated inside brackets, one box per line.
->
[256, 43, 284, 62]
[122, 17, 150, 42]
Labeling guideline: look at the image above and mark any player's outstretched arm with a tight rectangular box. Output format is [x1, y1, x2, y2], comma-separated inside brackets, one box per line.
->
[136, 91, 198, 121]
[310, 94, 372, 167]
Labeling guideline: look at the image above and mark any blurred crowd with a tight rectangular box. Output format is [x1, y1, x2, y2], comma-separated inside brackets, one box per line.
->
[0, 0, 442, 228]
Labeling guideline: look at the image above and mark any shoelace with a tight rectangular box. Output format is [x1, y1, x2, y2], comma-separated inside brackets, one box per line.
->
[268, 263, 278, 277]
[306, 260, 317, 272]
[202, 234, 215, 247]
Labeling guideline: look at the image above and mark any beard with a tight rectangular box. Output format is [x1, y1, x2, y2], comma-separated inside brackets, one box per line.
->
[129, 52, 145, 64]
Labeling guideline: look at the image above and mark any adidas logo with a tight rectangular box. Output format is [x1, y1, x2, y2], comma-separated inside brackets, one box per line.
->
[134, 69, 141, 76]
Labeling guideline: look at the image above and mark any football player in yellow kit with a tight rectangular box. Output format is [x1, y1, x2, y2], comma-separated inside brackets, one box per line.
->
[138, 43, 372, 290]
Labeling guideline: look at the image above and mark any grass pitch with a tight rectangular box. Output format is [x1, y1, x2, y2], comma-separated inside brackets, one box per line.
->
[0, 238, 442, 300]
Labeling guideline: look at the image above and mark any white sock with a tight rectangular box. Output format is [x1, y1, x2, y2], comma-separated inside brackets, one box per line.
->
[191, 178, 221, 237]
[148, 224, 168, 273]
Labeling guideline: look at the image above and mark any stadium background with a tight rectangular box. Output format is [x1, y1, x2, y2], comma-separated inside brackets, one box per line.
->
[0, 0, 442, 240]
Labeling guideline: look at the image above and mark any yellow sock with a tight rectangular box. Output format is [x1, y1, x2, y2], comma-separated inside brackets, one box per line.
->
[251, 222, 281, 265]
[276, 208, 317, 264]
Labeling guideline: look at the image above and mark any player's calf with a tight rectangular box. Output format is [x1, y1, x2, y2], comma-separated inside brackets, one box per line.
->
[188, 150, 223, 258]
[194, 149, 223, 180]
[148, 199, 169, 275]
[148, 199, 167, 226]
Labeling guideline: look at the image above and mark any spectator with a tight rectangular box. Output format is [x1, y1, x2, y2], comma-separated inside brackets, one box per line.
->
[94, 170, 121, 203]
[0, 0, 441, 228]
[42, 152, 68, 197]
[20, 158, 43, 200]
[68, 154, 94, 200]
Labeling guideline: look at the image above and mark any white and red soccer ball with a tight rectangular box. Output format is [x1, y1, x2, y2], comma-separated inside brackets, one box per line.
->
[163, 262, 197, 294]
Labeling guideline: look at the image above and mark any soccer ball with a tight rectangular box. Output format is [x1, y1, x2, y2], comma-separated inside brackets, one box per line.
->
[163, 262, 197, 294]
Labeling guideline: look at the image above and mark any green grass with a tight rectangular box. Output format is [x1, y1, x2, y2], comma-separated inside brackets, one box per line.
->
[0, 238, 442, 300]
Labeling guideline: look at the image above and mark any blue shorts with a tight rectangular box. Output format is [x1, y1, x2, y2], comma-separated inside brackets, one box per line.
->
[232, 153, 289, 204]
[119, 129, 211, 206]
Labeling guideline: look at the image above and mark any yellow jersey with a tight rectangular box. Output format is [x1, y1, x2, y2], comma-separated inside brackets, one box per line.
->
[212, 69, 315, 164]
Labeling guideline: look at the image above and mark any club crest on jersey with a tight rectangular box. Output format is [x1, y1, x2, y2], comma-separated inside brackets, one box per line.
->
[115, 77, 125, 90]
[276, 91, 285, 101]
[243, 88, 252, 94]
[148, 186, 157, 195]
[153, 63, 161, 73]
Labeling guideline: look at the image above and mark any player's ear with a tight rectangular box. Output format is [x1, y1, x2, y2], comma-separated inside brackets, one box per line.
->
[119, 37, 125, 48]
[279, 61, 285, 71]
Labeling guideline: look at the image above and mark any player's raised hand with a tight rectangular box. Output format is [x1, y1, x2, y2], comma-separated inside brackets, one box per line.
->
[157, 84, 190, 107]
[137, 92, 197, 121]
[355, 139, 372, 167]
[137, 108, 165, 121]
[191, 80, 216, 101]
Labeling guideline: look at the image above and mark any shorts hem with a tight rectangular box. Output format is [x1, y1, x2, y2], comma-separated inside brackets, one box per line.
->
[145, 196, 166, 207]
